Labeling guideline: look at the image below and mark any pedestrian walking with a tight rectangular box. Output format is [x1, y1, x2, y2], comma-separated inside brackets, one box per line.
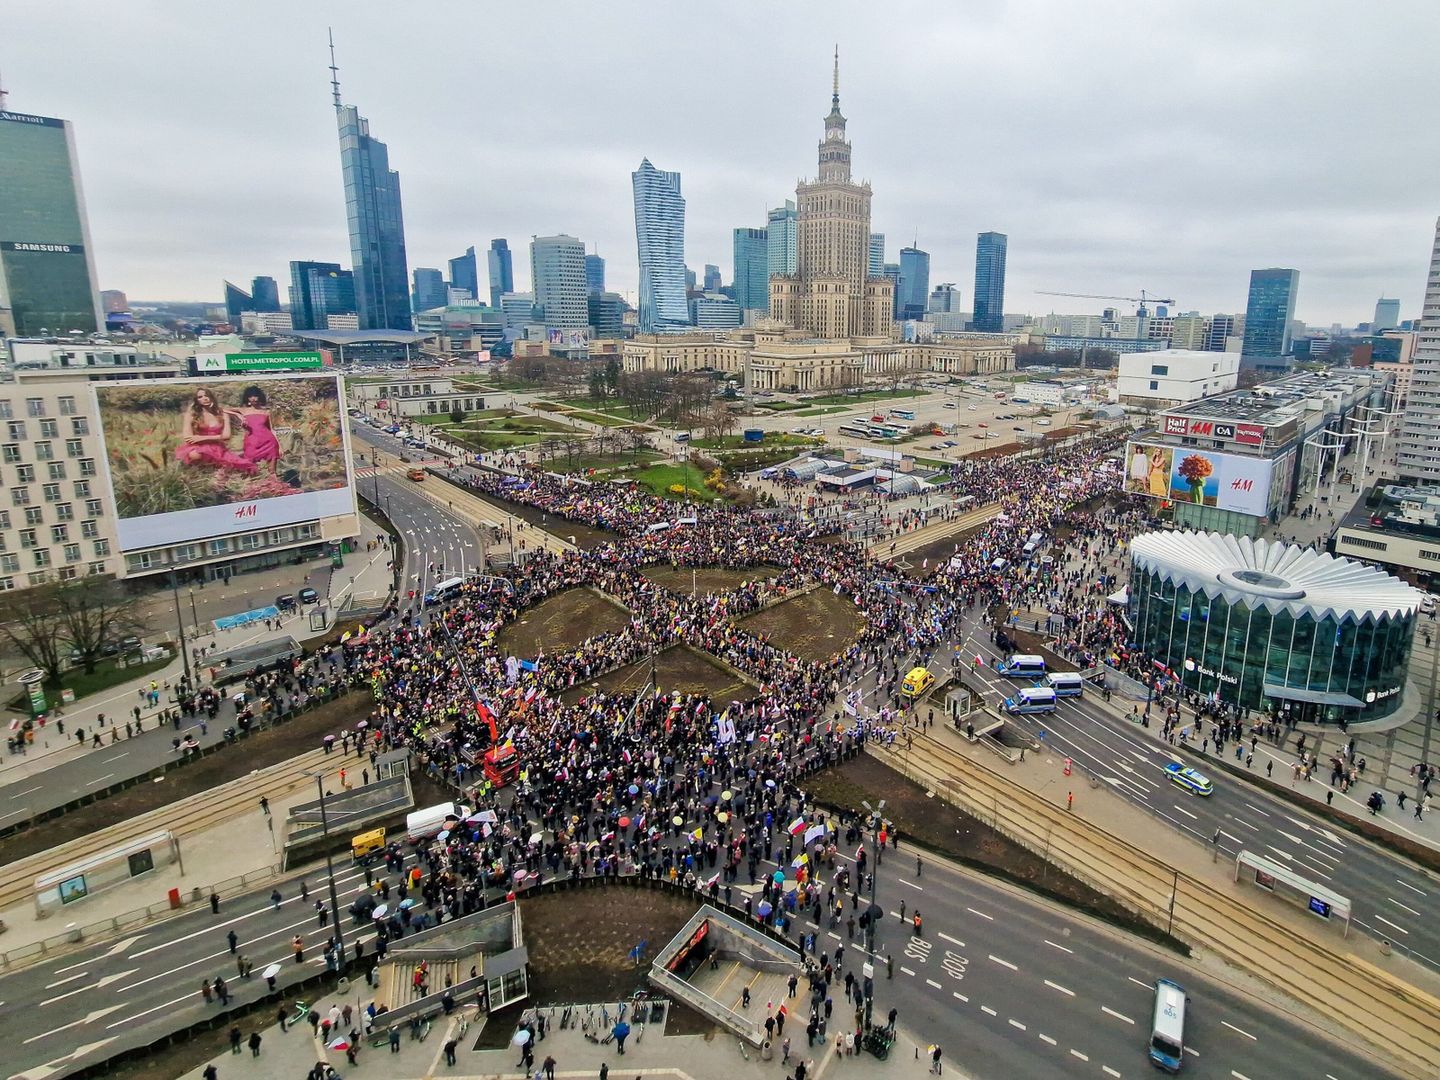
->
[293, 935, 304, 963]
[214, 976, 230, 1005]
[202, 1065, 218, 1080]
[210, 891, 221, 914]
[200, 979, 213, 1004]
[543, 1054, 557, 1079]
[248, 1032, 262, 1057]
[390, 1027, 401, 1053]
[930, 1043, 944, 1074]
[270, 889, 282, 910]
[229, 1026, 242, 1054]
[443, 1038, 458, 1066]
[277, 1005, 288, 1032]
[226, 929, 238, 954]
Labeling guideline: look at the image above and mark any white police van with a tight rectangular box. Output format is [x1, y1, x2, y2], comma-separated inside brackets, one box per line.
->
[1044, 671, 1085, 697]
[1002, 686, 1056, 714]
[995, 653, 1047, 678]
[1148, 978, 1188, 1072]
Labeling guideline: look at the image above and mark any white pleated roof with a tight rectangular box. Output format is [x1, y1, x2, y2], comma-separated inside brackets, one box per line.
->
[1130, 530, 1422, 624]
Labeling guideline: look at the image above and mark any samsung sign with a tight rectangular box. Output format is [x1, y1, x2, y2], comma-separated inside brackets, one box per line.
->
[0, 241, 84, 254]
[0, 110, 64, 128]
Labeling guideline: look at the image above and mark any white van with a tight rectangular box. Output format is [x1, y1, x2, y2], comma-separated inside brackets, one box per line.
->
[1148, 978, 1187, 1072]
[406, 802, 472, 843]
[1045, 671, 1085, 697]
[995, 654, 1047, 678]
[989, 557, 1009, 571]
[1002, 686, 1057, 714]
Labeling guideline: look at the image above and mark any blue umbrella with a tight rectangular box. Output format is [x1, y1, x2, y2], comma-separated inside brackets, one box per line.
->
[612, 1020, 630, 1041]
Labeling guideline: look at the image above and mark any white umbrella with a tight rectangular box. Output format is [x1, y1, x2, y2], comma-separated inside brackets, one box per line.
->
[512, 1029, 531, 1046]
[261, 963, 281, 980]
[372, 904, 389, 919]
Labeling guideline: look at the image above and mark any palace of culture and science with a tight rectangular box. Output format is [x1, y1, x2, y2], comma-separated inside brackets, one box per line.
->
[623, 53, 1014, 391]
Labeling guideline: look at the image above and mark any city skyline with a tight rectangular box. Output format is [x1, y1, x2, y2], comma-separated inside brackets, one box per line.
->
[4, 1, 1439, 325]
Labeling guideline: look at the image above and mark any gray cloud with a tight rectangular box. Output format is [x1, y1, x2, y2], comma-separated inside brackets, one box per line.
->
[6, 0, 1438, 325]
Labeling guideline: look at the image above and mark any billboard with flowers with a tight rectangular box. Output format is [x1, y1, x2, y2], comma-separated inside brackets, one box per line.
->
[1126, 441, 1277, 517]
[93, 373, 356, 551]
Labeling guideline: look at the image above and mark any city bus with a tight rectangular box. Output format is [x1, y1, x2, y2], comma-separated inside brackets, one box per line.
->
[1044, 671, 1085, 697]
[838, 423, 871, 438]
[890, 408, 916, 421]
[1002, 686, 1056, 714]
[995, 653, 1047, 678]
[871, 424, 904, 439]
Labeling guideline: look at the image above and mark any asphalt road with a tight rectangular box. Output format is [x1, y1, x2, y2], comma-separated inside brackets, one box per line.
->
[0, 809, 1395, 1080]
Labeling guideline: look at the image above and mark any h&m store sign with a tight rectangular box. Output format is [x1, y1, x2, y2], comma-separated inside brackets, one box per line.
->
[1162, 414, 1265, 446]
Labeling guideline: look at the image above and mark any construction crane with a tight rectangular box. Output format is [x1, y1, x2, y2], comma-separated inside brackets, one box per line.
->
[1037, 289, 1175, 317]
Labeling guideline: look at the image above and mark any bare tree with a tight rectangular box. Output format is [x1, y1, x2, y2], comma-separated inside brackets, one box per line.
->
[0, 583, 70, 685]
[57, 576, 148, 675]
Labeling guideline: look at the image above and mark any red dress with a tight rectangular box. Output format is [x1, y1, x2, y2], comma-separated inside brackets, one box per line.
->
[174, 415, 254, 473]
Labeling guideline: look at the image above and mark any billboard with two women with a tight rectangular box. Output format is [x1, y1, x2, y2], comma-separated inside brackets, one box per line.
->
[92, 373, 356, 551]
[1126, 440, 1276, 517]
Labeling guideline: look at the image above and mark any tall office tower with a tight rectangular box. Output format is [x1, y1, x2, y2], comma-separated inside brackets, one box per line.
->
[585, 253, 606, 295]
[1397, 219, 1440, 479]
[631, 158, 691, 333]
[767, 200, 798, 280]
[500, 292, 535, 339]
[448, 247, 478, 302]
[288, 260, 354, 330]
[250, 275, 281, 311]
[896, 246, 930, 320]
[411, 267, 447, 313]
[1241, 268, 1300, 357]
[100, 289, 128, 313]
[703, 264, 722, 293]
[223, 281, 254, 328]
[732, 226, 769, 314]
[487, 239, 513, 309]
[868, 233, 885, 278]
[685, 267, 698, 292]
[928, 283, 960, 314]
[588, 292, 626, 338]
[0, 105, 103, 337]
[529, 235, 588, 329]
[1374, 297, 1401, 333]
[883, 262, 901, 316]
[971, 231, 1008, 333]
[1206, 314, 1237, 352]
[769, 51, 890, 339]
[330, 36, 411, 330]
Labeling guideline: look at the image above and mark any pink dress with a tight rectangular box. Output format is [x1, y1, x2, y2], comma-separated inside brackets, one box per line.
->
[174, 416, 254, 472]
[240, 411, 281, 468]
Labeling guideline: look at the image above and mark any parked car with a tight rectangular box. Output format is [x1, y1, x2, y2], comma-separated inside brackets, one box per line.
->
[407, 468, 427, 481]
[275, 594, 297, 613]
[298, 587, 320, 605]
[943, 402, 957, 409]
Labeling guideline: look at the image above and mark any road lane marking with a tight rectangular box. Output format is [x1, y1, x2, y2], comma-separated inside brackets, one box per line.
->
[898, 878, 923, 891]
[1103, 1068, 1122, 1078]
[1234, 818, 1260, 832]
[1101, 1006, 1134, 1025]
[926, 979, 942, 989]
[1372, 914, 1409, 935]
[1044, 939, 1073, 954]
[1221, 1020, 1256, 1040]
[43, 973, 86, 990]
[101, 752, 130, 763]
[1171, 803, 1199, 820]
[988, 954, 1018, 970]
[8, 786, 41, 799]
[1008, 1019, 1026, 1030]
[1038, 1033, 1057, 1045]
[1044, 980, 1074, 996]
[901, 966, 917, 977]
[1185, 1046, 1199, 1057]
[966, 907, 994, 920]
[24, 1005, 125, 1044]
[1388, 897, 1421, 917]
[938, 932, 964, 946]
[1244, 803, 1271, 817]
[0, 808, 26, 821]
[84, 773, 114, 787]
[1070, 1049, 1089, 1061]
[980, 1005, 997, 1016]
[953, 992, 968, 1002]
[1232, 1072, 1253, 1080]
[1395, 879, 1428, 897]
[1127, 977, 1151, 989]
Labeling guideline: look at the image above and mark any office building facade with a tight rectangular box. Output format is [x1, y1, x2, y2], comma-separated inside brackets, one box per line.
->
[732, 227, 769, 315]
[972, 231, 1007, 333]
[588, 292, 626, 338]
[1241, 268, 1300, 358]
[487, 239, 513, 309]
[766, 201, 798, 280]
[927, 283, 960, 314]
[448, 247, 478, 302]
[288, 261, 355, 331]
[223, 281, 253, 329]
[1374, 297, 1400, 333]
[632, 158, 691, 333]
[868, 234, 885, 278]
[529, 235, 588, 330]
[250, 275, 281, 312]
[585, 254, 606, 295]
[691, 295, 741, 330]
[896, 247, 930, 320]
[335, 94, 410, 331]
[411, 267, 447, 313]
[0, 108, 103, 337]
[703, 264, 722, 293]
[500, 292, 535, 340]
[1397, 219, 1440, 480]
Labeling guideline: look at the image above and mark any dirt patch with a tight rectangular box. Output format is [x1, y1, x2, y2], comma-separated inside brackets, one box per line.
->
[962, 440, 1022, 460]
[497, 588, 631, 658]
[0, 694, 372, 867]
[892, 522, 992, 580]
[641, 565, 781, 596]
[562, 645, 754, 705]
[805, 753, 1182, 952]
[462, 485, 621, 551]
[736, 588, 865, 663]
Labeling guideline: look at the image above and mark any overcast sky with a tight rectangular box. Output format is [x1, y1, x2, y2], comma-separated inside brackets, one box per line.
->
[7, 0, 1440, 326]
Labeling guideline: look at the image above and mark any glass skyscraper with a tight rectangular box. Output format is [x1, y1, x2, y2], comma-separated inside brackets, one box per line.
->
[288, 260, 354, 330]
[250, 275, 281, 312]
[868, 233, 885, 278]
[411, 267, 447, 313]
[585, 254, 606, 295]
[632, 158, 691, 333]
[0, 107, 102, 337]
[223, 281, 253, 328]
[766, 201, 798, 279]
[336, 93, 411, 330]
[972, 231, 1008, 333]
[732, 226, 769, 314]
[487, 239, 513, 309]
[529, 235, 588, 329]
[1241, 268, 1300, 357]
[897, 246, 930, 321]
[448, 247, 478, 302]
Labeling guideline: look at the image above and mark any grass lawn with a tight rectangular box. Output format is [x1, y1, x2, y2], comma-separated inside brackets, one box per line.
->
[752, 400, 807, 412]
[448, 430, 546, 452]
[565, 410, 632, 427]
[692, 432, 821, 450]
[479, 415, 581, 434]
[552, 450, 664, 474]
[799, 388, 927, 406]
[913, 456, 953, 470]
[792, 406, 853, 417]
[632, 462, 721, 501]
[9, 655, 174, 710]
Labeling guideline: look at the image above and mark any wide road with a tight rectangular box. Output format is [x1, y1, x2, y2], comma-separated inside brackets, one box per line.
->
[849, 601, 1440, 975]
[0, 812, 1394, 1080]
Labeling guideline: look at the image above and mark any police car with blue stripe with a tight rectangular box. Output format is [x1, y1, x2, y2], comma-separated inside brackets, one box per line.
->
[1164, 762, 1214, 796]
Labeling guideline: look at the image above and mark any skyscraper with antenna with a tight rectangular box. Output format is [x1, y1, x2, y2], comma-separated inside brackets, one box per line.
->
[329, 29, 411, 331]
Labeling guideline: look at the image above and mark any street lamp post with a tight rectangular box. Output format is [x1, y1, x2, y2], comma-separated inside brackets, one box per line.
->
[168, 566, 193, 689]
[859, 797, 886, 1030]
[305, 770, 347, 976]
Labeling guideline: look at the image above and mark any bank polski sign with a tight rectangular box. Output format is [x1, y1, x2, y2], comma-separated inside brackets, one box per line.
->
[195, 352, 325, 373]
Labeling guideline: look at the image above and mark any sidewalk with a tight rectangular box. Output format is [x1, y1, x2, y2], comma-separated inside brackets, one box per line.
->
[0, 512, 395, 786]
[182, 1002, 962, 1080]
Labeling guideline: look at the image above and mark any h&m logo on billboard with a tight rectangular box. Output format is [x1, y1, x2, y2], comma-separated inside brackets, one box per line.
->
[1185, 420, 1237, 438]
[1163, 416, 1189, 435]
